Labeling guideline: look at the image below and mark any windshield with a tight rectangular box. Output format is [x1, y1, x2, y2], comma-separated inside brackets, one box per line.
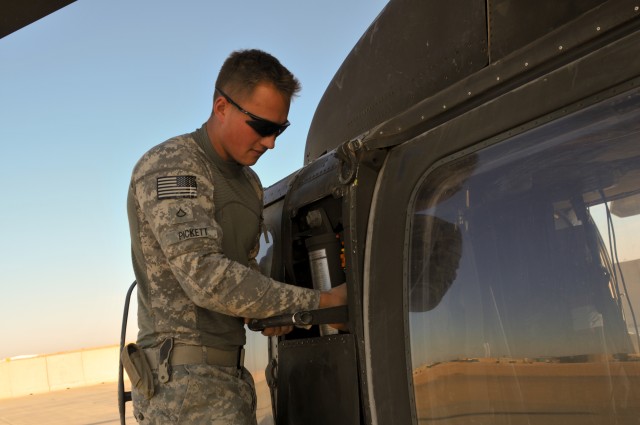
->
[407, 88, 640, 424]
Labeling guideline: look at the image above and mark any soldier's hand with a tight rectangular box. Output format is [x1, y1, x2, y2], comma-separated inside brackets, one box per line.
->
[320, 283, 348, 331]
[319, 282, 348, 309]
[261, 325, 294, 337]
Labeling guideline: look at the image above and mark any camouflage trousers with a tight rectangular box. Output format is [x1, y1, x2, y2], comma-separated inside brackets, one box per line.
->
[132, 363, 257, 424]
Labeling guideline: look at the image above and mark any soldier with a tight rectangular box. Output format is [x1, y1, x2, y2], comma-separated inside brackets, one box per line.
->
[126, 49, 347, 424]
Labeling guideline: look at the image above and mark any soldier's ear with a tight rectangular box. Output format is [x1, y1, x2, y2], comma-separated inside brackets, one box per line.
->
[213, 95, 228, 122]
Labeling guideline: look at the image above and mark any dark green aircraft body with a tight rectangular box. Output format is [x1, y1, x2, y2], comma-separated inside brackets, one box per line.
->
[257, 1, 640, 424]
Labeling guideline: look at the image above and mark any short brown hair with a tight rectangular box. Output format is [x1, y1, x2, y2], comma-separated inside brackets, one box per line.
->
[215, 49, 301, 102]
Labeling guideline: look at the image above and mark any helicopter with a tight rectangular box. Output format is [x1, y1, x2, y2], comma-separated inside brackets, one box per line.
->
[240, 0, 640, 424]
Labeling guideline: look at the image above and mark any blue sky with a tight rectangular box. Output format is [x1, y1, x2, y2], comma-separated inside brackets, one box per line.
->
[0, 0, 388, 359]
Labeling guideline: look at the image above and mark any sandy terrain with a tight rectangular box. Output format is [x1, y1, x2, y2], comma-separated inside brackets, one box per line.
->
[413, 359, 640, 424]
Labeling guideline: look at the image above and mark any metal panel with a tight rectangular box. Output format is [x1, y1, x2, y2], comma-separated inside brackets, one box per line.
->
[489, 0, 606, 61]
[276, 335, 360, 425]
[362, 0, 640, 151]
[305, 0, 488, 164]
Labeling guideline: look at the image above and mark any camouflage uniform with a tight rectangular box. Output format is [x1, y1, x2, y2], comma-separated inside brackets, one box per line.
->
[127, 124, 320, 424]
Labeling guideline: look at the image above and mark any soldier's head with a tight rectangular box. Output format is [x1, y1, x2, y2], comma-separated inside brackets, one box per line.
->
[215, 49, 301, 103]
[208, 49, 301, 166]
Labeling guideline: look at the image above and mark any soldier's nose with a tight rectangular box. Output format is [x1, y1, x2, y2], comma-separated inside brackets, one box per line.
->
[260, 135, 276, 150]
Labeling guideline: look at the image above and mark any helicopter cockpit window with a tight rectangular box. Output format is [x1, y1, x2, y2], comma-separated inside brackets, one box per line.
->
[407, 88, 640, 423]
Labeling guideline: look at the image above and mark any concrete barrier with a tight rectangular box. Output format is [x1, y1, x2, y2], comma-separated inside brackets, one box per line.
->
[83, 345, 122, 385]
[47, 351, 85, 392]
[0, 345, 128, 399]
[2, 356, 49, 398]
[0, 360, 10, 399]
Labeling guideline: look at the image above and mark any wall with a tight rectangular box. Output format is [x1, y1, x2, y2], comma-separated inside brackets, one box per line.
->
[0, 345, 128, 399]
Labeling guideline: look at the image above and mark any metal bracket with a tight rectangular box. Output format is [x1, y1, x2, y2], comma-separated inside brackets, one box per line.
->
[336, 138, 364, 185]
[157, 338, 174, 384]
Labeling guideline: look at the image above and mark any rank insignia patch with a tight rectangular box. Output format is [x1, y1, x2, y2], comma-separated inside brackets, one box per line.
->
[157, 175, 197, 199]
[168, 205, 195, 224]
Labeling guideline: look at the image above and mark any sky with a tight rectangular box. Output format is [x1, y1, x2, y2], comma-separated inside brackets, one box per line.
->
[0, 0, 389, 360]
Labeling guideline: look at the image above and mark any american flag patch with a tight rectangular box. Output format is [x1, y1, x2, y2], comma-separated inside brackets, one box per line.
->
[157, 175, 198, 199]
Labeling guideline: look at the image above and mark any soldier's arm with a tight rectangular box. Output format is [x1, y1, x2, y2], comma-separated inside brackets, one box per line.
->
[131, 154, 320, 319]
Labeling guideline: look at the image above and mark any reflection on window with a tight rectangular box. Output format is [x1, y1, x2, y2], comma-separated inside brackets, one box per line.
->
[408, 88, 640, 424]
[256, 228, 274, 277]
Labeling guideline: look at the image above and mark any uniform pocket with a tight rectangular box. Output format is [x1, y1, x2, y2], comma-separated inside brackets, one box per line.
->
[121, 343, 154, 399]
[176, 364, 257, 424]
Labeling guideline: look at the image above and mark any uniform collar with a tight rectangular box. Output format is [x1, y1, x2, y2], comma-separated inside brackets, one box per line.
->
[193, 123, 243, 177]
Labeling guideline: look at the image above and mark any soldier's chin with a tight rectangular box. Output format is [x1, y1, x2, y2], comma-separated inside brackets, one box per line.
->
[242, 158, 259, 166]
[244, 151, 263, 165]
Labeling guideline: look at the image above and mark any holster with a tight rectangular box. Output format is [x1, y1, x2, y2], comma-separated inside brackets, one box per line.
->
[121, 343, 155, 400]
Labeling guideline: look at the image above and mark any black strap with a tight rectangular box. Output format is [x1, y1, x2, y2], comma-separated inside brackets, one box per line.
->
[247, 306, 348, 331]
[118, 280, 137, 425]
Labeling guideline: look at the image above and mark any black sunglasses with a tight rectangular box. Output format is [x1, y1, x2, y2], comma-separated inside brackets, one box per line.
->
[216, 87, 290, 138]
